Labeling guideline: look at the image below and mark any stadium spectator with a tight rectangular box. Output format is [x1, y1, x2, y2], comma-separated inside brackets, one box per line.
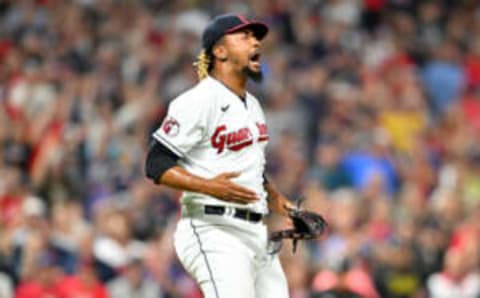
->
[1, 1, 480, 296]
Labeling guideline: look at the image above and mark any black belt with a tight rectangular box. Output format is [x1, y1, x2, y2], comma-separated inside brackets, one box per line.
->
[204, 205, 263, 223]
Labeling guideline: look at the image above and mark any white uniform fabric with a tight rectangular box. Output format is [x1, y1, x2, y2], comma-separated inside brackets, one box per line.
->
[153, 76, 269, 214]
[174, 214, 289, 298]
[153, 76, 288, 298]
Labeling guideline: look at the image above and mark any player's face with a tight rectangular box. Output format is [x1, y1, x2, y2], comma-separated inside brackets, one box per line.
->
[222, 28, 263, 81]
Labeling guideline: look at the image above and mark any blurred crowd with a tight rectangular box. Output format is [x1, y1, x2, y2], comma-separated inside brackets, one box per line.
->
[1, 0, 480, 297]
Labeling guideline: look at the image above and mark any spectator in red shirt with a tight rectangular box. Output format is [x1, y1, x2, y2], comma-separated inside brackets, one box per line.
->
[56, 259, 109, 298]
[15, 255, 63, 298]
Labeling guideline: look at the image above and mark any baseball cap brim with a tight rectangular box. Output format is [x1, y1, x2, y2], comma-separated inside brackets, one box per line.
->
[225, 22, 269, 40]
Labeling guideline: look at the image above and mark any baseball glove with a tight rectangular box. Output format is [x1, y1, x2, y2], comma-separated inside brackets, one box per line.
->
[269, 198, 328, 253]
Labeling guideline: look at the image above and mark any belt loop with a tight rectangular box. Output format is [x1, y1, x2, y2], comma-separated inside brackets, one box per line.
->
[227, 206, 235, 217]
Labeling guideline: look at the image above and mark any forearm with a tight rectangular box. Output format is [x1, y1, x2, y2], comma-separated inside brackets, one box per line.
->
[264, 179, 294, 216]
[146, 140, 257, 203]
[159, 166, 211, 195]
[156, 166, 258, 204]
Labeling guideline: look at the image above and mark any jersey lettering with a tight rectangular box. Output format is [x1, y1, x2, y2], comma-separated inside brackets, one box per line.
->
[211, 125, 254, 153]
[211, 125, 227, 153]
[256, 122, 269, 142]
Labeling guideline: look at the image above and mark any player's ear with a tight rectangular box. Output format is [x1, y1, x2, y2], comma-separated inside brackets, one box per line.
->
[212, 39, 228, 62]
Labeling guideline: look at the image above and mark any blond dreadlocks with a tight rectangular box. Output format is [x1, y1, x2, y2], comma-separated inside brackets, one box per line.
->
[193, 49, 212, 81]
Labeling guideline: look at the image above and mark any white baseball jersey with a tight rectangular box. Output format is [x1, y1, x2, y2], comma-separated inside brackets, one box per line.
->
[152, 76, 270, 214]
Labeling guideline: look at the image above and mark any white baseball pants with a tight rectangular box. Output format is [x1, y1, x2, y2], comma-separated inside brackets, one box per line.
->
[174, 214, 289, 298]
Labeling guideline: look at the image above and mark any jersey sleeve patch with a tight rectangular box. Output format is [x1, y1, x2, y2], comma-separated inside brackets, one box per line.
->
[152, 90, 209, 157]
[161, 116, 180, 137]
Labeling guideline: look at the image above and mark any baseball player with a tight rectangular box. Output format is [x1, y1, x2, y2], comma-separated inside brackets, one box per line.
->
[145, 13, 294, 298]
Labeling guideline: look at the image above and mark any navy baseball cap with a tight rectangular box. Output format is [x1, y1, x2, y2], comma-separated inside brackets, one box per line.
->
[202, 13, 269, 53]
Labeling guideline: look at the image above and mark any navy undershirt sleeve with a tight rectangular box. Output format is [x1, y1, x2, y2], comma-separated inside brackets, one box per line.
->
[145, 139, 180, 184]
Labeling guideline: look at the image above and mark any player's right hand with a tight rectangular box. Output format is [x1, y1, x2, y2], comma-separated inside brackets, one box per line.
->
[205, 172, 259, 204]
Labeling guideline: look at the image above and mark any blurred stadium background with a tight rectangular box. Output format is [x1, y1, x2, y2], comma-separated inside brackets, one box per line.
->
[1, 0, 480, 297]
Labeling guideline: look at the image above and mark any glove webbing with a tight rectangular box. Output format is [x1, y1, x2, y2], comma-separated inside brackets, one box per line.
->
[269, 197, 305, 253]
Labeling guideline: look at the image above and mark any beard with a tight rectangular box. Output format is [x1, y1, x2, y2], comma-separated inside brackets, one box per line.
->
[243, 65, 263, 83]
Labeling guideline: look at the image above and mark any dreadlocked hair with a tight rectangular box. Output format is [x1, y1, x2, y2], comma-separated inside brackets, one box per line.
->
[193, 49, 213, 81]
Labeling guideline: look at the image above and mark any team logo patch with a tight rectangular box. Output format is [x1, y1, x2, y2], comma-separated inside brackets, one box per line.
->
[162, 117, 180, 137]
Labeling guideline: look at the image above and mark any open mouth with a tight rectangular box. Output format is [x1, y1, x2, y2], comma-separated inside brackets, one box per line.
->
[249, 52, 261, 63]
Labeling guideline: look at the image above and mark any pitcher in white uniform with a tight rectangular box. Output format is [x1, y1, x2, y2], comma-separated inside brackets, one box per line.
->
[145, 13, 293, 298]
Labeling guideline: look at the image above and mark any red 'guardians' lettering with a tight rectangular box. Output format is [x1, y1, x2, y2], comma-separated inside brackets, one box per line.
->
[211, 125, 227, 153]
[211, 125, 254, 154]
[256, 122, 269, 142]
